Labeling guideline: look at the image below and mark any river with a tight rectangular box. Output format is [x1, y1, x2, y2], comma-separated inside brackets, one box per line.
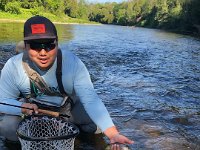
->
[0, 22, 199, 150]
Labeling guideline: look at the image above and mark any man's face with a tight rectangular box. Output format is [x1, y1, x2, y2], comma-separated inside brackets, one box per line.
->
[26, 40, 58, 71]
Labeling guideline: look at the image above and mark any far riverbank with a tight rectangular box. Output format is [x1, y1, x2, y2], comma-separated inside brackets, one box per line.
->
[0, 19, 100, 26]
[0, 11, 99, 25]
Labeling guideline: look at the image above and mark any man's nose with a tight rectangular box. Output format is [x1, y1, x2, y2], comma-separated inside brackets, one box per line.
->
[39, 49, 47, 55]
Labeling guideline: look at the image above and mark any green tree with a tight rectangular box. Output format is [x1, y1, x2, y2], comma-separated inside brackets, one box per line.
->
[113, 2, 126, 25]
[125, 1, 134, 25]
[64, 0, 79, 18]
[0, 0, 13, 11]
[77, 0, 88, 19]
[88, 3, 114, 24]
[5, 1, 21, 14]
[139, 0, 156, 26]
[154, 0, 169, 27]
[115, 8, 126, 25]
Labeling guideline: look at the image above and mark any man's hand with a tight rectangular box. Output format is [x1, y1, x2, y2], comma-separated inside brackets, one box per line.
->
[104, 126, 134, 150]
[21, 103, 39, 115]
[110, 134, 134, 150]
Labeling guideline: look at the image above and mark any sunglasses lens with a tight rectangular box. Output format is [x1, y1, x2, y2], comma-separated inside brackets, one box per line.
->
[45, 43, 56, 51]
[29, 43, 39, 50]
[29, 43, 56, 51]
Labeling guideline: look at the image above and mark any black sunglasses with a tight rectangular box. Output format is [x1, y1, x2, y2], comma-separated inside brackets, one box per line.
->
[29, 42, 56, 51]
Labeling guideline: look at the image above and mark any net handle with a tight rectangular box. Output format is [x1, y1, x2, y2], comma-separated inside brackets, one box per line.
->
[38, 109, 59, 117]
[0, 102, 68, 117]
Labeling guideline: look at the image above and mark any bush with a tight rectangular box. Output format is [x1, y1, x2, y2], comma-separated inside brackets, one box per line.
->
[30, 8, 39, 15]
[5, 2, 21, 14]
[20, 8, 33, 16]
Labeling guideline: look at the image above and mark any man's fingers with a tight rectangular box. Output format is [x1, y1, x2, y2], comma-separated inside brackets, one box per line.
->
[21, 103, 38, 115]
[124, 138, 134, 144]
[32, 104, 39, 114]
[111, 143, 120, 150]
[28, 109, 34, 115]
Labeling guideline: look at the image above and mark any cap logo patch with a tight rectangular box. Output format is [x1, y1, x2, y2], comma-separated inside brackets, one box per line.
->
[31, 24, 46, 34]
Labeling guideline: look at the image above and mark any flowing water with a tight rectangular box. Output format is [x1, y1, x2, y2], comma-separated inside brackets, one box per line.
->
[0, 22, 200, 150]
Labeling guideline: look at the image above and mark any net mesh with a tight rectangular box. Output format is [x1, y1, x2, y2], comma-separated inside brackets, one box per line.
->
[17, 115, 79, 150]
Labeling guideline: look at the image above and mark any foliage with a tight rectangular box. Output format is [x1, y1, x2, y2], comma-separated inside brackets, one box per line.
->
[88, 3, 114, 24]
[5, 1, 21, 14]
[0, 0, 199, 35]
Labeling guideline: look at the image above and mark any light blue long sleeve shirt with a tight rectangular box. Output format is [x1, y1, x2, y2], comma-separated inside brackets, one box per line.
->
[0, 49, 114, 132]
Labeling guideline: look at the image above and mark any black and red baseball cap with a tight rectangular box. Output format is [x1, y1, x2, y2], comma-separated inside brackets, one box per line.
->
[24, 15, 58, 41]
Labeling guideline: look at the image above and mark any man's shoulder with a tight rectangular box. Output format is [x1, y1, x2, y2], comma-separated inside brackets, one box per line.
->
[7, 53, 23, 65]
[61, 49, 79, 62]
[2, 53, 24, 76]
[9, 53, 23, 62]
[61, 49, 75, 56]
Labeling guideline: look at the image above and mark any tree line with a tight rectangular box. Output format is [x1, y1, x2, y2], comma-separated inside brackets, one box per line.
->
[0, 0, 199, 35]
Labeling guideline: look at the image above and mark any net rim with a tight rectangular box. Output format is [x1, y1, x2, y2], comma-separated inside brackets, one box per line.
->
[16, 115, 79, 141]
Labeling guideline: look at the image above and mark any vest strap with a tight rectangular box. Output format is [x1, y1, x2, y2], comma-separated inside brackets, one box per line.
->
[56, 50, 74, 108]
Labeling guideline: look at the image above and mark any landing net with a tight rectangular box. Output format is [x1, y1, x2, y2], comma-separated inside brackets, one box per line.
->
[16, 115, 79, 150]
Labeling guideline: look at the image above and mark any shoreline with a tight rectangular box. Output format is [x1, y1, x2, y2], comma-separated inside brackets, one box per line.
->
[0, 18, 101, 25]
[0, 19, 26, 23]
[1, 19, 197, 37]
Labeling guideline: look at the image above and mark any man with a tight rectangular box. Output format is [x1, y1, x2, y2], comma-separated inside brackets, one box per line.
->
[0, 16, 133, 149]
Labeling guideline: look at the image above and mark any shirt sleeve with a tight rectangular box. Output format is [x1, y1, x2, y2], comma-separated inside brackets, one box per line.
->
[73, 57, 114, 132]
[0, 59, 23, 115]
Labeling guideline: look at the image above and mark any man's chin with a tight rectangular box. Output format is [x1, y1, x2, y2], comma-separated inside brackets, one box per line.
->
[38, 64, 50, 71]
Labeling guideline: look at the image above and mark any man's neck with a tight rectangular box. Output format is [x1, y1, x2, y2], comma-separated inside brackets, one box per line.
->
[31, 59, 57, 75]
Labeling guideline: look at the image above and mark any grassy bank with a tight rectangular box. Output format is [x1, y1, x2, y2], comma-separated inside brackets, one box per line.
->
[0, 11, 99, 25]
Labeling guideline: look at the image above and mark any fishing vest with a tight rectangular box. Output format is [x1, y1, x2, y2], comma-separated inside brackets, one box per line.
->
[22, 49, 74, 111]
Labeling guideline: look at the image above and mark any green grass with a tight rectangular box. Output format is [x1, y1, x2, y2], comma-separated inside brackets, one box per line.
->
[0, 11, 99, 24]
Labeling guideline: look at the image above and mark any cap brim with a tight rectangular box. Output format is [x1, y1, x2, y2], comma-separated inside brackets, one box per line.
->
[24, 35, 57, 41]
